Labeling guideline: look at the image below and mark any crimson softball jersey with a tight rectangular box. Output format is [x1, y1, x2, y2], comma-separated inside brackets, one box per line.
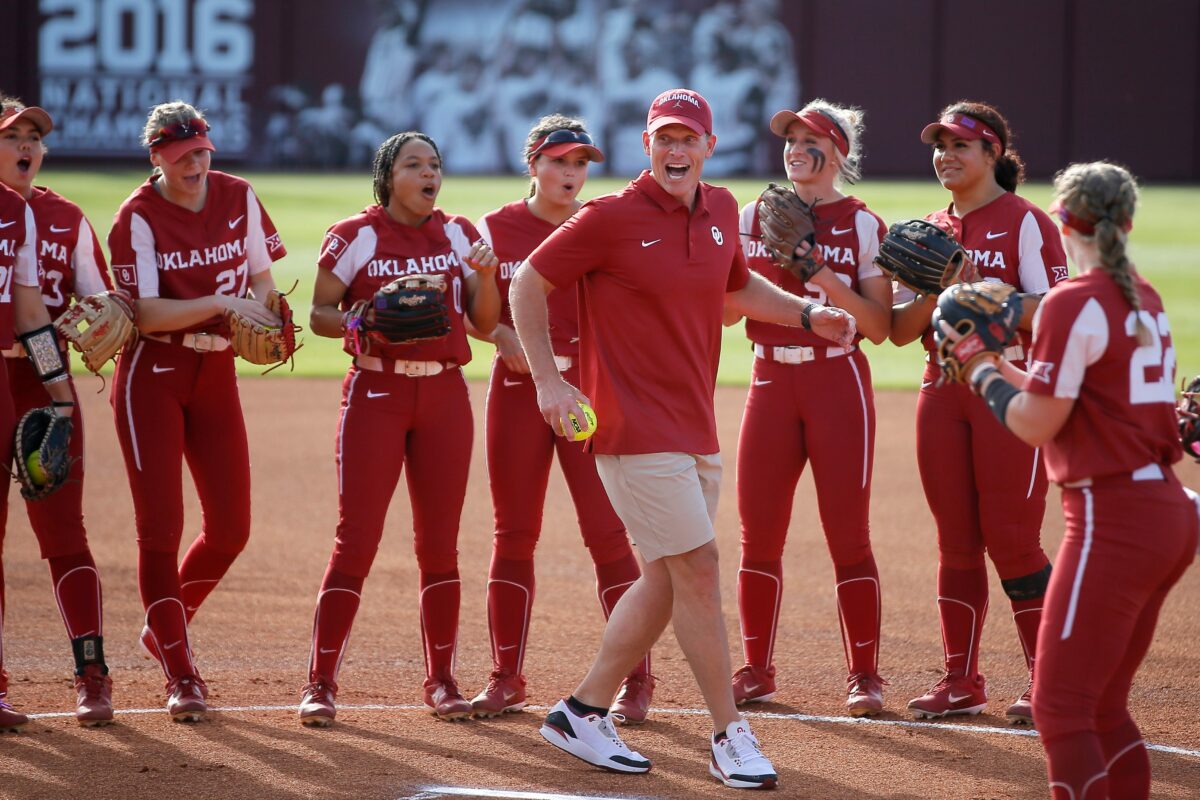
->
[919, 192, 1068, 367]
[529, 171, 749, 455]
[739, 194, 884, 348]
[318, 205, 479, 365]
[27, 187, 112, 313]
[0, 183, 41, 345]
[108, 170, 286, 334]
[477, 200, 579, 357]
[1023, 271, 1183, 482]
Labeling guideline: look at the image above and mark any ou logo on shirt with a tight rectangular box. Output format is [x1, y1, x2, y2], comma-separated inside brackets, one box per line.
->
[711, 226, 724, 246]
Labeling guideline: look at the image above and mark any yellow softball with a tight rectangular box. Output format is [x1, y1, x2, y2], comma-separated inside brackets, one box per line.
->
[567, 403, 598, 442]
[26, 451, 49, 486]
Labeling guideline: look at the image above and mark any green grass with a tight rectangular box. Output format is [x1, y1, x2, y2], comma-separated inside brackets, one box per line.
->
[41, 168, 1200, 387]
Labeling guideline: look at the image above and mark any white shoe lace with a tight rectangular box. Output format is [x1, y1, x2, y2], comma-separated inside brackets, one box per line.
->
[595, 716, 631, 752]
[724, 730, 763, 767]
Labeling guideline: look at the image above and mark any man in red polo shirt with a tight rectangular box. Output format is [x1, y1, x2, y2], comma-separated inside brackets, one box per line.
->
[511, 88, 854, 789]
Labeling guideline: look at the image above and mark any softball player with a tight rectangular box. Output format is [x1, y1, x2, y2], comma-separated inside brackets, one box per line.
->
[0, 179, 84, 733]
[0, 99, 114, 726]
[108, 101, 288, 722]
[730, 101, 891, 715]
[300, 131, 500, 726]
[891, 101, 1069, 723]
[472, 115, 653, 722]
[956, 161, 1196, 800]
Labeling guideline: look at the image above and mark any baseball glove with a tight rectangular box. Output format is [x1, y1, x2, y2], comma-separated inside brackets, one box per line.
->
[875, 219, 970, 296]
[227, 286, 302, 371]
[53, 291, 136, 373]
[931, 281, 1021, 384]
[12, 407, 73, 501]
[756, 182, 826, 282]
[345, 274, 451, 354]
[1179, 375, 1200, 461]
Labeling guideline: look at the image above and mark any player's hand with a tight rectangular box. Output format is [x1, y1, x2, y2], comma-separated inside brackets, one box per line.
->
[810, 305, 857, 349]
[535, 374, 591, 439]
[466, 241, 499, 277]
[222, 296, 281, 327]
[494, 324, 530, 374]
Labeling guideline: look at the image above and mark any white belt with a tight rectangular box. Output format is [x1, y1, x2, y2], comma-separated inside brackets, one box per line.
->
[355, 355, 445, 376]
[554, 354, 574, 372]
[144, 332, 230, 353]
[1003, 343, 1026, 361]
[1063, 462, 1163, 489]
[753, 343, 853, 364]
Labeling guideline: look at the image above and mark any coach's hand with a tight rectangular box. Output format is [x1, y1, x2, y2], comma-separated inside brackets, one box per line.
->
[810, 305, 857, 350]
[536, 374, 591, 439]
[494, 324, 530, 374]
[222, 296, 281, 328]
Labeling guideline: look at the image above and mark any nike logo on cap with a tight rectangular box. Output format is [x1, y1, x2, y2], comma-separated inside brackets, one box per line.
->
[831, 226, 853, 235]
[641, 239, 661, 247]
[985, 231, 1007, 239]
[49, 224, 72, 233]
[228, 215, 245, 229]
[152, 364, 174, 373]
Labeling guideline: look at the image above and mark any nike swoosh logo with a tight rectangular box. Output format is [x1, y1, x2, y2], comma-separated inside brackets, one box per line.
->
[743, 635, 758, 641]
[228, 215, 245, 229]
[162, 641, 182, 651]
[948, 692, 974, 703]
[946, 652, 964, 659]
[503, 378, 521, 387]
[319, 647, 338, 654]
[49, 224, 72, 233]
[753, 379, 772, 386]
[498, 644, 518, 651]
[985, 231, 1007, 240]
[920, 381, 933, 389]
[640, 239, 661, 247]
[569, 337, 579, 343]
[366, 390, 389, 398]
[0, 220, 15, 228]
[434, 643, 454, 651]
[855, 640, 875, 648]
[743, 683, 762, 693]
[831, 226, 853, 235]
[152, 365, 174, 373]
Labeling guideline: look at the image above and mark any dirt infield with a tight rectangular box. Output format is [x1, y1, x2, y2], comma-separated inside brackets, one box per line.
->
[0, 377, 1197, 800]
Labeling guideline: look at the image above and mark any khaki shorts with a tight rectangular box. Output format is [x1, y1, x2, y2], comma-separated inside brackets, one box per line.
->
[594, 452, 722, 562]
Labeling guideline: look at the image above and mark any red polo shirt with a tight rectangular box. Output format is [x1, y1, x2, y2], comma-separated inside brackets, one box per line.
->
[529, 171, 749, 455]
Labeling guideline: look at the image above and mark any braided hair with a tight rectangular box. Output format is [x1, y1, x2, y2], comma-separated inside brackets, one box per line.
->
[522, 113, 590, 198]
[372, 131, 442, 208]
[939, 101, 1025, 192]
[1052, 161, 1146, 342]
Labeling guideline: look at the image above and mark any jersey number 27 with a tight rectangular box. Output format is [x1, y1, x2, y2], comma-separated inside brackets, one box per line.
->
[1127, 310, 1175, 405]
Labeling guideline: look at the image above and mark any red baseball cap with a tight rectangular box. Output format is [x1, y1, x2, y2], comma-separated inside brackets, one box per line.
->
[528, 128, 605, 163]
[647, 89, 712, 136]
[769, 108, 850, 157]
[920, 113, 1003, 152]
[148, 117, 216, 163]
[0, 105, 53, 135]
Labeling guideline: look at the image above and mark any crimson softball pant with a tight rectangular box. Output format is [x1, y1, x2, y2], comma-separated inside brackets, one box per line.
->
[112, 338, 251, 681]
[736, 348, 880, 676]
[0, 359, 15, 698]
[482, 358, 640, 676]
[1034, 471, 1196, 800]
[4, 357, 104, 665]
[915, 369, 1050, 679]
[308, 364, 472, 686]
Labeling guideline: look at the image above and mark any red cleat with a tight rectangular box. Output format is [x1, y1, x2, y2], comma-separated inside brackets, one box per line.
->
[470, 670, 526, 718]
[299, 680, 337, 728]
[908, 673, 987, 719]
[610, 673, 656, 725]
[0, 699, 29, 733]
[731, 663, 777, 705]
[1005, 678, 1034, 726]
[75, 665, 115, 727]
[846, 672, 885, 718]
[166, 674, 207, 723]
[424, 675, 472, 721]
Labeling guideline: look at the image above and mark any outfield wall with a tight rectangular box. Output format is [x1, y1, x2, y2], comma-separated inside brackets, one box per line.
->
[2, 0, 1197, 180]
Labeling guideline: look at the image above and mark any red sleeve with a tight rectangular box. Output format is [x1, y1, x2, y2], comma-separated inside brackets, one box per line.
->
[107, 207, 140, 298]
[526, 200, 608, 289]
[317, 217, 365, 273]
[256, 191, 287, 263]
[726, 243, 750, 292]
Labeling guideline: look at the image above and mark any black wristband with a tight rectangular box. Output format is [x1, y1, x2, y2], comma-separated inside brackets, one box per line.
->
[978, 367, 1020, 428]
[800, 302, 814, 331]
[52, 400, 76, 408]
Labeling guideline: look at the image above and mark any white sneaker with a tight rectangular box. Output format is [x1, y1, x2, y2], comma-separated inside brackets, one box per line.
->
[539, 699, 651, 773]
[709, 719, 778, 789]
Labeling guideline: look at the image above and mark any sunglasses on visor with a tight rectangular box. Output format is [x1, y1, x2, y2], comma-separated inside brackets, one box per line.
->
[148, 118, 211, 149]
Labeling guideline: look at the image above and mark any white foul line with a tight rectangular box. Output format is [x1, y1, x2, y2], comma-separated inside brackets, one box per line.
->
[410, 788, 653, 800]
[23, 703, 1200, 760]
